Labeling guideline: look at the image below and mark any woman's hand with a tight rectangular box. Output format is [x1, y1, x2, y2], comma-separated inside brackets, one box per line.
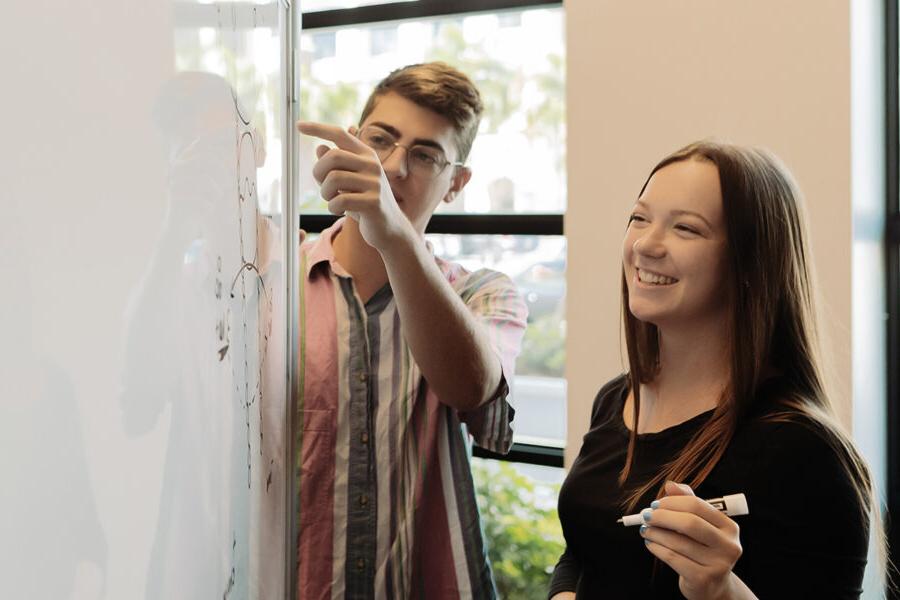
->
[640, 481, 752, 600]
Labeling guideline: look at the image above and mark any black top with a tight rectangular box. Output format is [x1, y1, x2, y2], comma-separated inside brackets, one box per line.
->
[549, 375, 869, 599]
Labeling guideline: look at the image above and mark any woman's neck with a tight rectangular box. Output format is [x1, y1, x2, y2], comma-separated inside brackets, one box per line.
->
[627, 318, 731, 434]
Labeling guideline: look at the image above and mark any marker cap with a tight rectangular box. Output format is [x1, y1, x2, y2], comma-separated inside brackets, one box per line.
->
[722, 493, 749, 517]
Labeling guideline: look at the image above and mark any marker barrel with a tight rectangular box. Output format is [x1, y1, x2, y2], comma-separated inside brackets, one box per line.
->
[617, 492, 749, 526]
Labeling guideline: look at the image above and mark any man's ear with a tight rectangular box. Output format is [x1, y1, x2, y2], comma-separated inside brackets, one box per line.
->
[443, 166, 472, 204]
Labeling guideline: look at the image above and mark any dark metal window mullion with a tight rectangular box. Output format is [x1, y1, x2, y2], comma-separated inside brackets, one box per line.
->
[301, 0, 563, 30]
[885, 0, 899, 587]
[473, 442, 564, 468]
[299, 213, 564, 236]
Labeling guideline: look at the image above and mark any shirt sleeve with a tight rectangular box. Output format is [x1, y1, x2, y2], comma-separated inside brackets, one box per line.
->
[455, 268, 528, 454]
[733, 418, 870, 598]
[548, 545, 581, 597]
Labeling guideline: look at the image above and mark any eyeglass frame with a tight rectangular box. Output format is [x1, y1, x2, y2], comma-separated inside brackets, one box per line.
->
[355, 124, 466, 179]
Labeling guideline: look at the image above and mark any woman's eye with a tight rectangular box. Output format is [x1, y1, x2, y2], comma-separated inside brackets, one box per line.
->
[674, 224, 698, 234]
[628, 214, 647, 224]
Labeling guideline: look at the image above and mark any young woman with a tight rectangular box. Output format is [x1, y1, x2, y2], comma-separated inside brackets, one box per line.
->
[549, 142, 881, 599]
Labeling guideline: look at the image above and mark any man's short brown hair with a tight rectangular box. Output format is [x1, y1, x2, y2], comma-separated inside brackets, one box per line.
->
[358, 62, 483, 164]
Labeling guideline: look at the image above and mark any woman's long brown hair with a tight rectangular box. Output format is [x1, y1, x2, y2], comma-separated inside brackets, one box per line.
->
[619, 141, 887, 583]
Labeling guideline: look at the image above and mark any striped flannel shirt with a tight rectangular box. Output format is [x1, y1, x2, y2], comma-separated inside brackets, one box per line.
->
[295, 219, 528, 600]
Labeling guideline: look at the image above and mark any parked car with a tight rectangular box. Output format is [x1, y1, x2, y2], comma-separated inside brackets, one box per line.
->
[514, 256, 565, 322]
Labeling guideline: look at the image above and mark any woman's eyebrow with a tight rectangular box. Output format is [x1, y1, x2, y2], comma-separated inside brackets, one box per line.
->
[671, 209, 713, 228]
[634, 200, 714, 229]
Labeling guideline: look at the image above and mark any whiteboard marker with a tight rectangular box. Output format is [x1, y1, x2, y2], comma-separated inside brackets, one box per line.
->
[616, 493, 749, 526]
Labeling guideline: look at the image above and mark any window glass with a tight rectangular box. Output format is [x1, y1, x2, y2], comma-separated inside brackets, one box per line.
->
[428, 234, 566, 446]
[472, 457, 565, 599]
[298, 5, 568, 448]
[298, 7, 566, 214]
[174, 13, 285, 215]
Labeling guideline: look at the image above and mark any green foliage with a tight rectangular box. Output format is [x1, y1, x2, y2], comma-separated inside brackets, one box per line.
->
[517, 313, 566, 378]
[298, 62, 361, 127]
[473, 460, 565, 600]
[427, 23, 522, 135]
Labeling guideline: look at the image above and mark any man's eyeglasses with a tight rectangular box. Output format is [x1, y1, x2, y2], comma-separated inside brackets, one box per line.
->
[357, 125, 463, 179]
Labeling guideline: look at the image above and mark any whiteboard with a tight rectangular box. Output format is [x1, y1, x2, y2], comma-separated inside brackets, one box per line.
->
[1, 2, 293, 598]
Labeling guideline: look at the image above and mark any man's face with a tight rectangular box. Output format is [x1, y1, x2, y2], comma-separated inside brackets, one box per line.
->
[356, 92, 471, 234]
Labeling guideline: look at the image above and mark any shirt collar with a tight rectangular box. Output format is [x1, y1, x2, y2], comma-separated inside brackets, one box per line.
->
[302, 217, 443, 279]
[303, 217, 344, 279]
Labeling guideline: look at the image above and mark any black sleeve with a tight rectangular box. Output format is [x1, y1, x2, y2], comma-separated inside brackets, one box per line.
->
[735, 420, 870, 598]
[589, 373, 628, 426]
[547, 545, 580, 598]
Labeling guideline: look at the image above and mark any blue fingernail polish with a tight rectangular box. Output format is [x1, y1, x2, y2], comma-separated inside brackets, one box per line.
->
[642, 508, 652, 522]
[644, 539, 650, 546]
[650, 500, 660, 509]
[639, 524, 648, 535]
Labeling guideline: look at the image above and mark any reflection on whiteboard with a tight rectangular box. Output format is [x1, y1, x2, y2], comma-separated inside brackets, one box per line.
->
[0, 215, 107, 599]
[120, 72, 273, 600]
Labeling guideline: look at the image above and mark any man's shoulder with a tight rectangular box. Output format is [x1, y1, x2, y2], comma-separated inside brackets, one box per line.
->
[435, 257, 517, 296]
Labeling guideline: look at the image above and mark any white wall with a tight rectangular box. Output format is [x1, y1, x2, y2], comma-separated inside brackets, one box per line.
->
[565, 0, 855, 464]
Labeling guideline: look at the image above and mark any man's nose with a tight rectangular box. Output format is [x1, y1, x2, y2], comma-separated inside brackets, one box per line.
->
[381, 146, 408, 179]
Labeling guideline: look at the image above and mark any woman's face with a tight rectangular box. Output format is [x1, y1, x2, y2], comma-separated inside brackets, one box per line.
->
[622, 158, 729, 331]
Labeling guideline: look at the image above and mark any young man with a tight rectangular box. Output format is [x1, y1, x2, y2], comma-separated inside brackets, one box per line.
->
[295, 62, 528, 599]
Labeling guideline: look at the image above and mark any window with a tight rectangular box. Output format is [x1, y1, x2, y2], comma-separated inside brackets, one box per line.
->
[298, 0, 567, 589]
[298, 0, 567, 454]
[311, 31, 336, 60]
[172, 3, 285, 216]
[369, 25, 399, 54]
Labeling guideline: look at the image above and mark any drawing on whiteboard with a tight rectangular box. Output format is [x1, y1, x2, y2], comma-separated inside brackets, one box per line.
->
[227, 97, 273, 489]
[223, 534, 237, 600]
[120, 71, 273, 599]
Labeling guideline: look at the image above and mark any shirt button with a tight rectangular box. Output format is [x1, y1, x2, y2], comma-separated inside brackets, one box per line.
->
[358, 372, 367, 382]
[356, 558, 365, 570]
[360, 432, 369, 444]
[360, 494, 369, 506]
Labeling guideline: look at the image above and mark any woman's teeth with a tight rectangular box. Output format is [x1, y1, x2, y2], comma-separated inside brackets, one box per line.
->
[638, 269, 677, 285]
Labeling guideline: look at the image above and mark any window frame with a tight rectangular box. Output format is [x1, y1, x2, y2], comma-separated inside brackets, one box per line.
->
[301, 0, 563, 30]
[887, 0, 900, 584]
[299, 0, 566, 468]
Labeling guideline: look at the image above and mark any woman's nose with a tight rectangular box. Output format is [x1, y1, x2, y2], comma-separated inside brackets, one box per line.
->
[632, 230, 666, 258]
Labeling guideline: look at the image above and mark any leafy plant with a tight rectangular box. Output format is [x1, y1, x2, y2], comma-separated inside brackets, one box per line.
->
[473, 460, 565, 600]
[517, 313, 566, 379]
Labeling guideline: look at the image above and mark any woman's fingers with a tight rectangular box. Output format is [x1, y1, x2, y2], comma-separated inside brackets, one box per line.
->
[642, 483, 744, 599]
[664, 480, 694, 497]
[643, 537, 706, 579]
[653, 494, 738, 532]
[640, 497, 743, 570]
[639, 523, 719, 566]
[641, 506, 722, 547]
